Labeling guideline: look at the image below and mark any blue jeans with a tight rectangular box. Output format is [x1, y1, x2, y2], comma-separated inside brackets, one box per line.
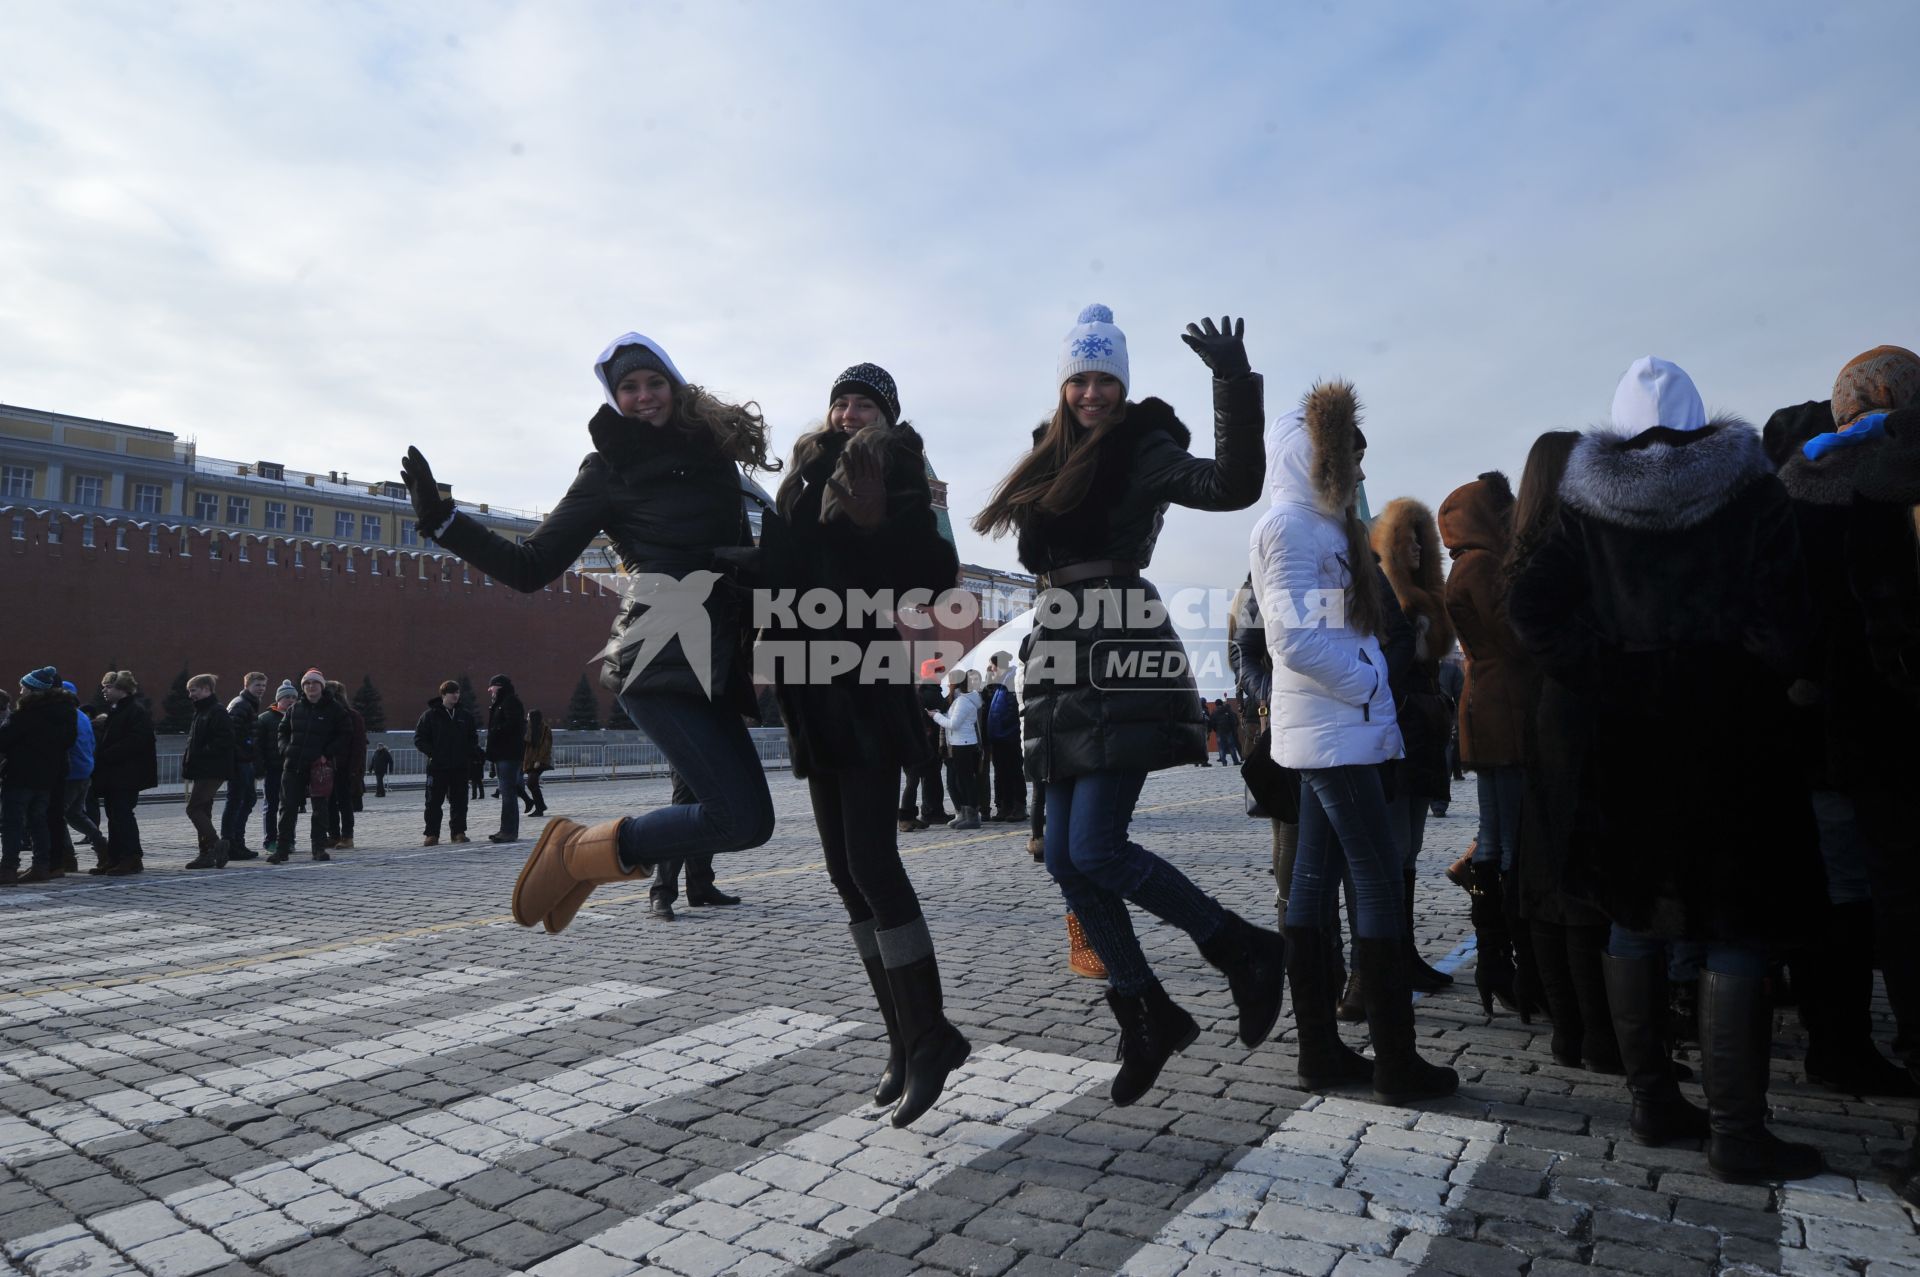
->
[221, 763, 257, 849]
[1472, 765, 1525, 869]
[617, 691, 775, 866]
[1285, 765, 1402, 939]
[2, 787, 53, 874]
[494, 761, 523, 839]
[1608, 925, 1765, 979]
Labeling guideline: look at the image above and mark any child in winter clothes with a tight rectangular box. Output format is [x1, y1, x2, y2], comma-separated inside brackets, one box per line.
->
[0, 667, 80, 885]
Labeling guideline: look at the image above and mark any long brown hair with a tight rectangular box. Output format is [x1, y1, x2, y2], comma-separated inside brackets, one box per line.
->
[972, 388, 1127, 537]
[1501, 429, 1581, 592]
[672, 383, 782, 474]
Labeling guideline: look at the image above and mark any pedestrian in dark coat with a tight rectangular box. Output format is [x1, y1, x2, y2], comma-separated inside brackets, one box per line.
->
[219, 673, 267, 860]
[752, 362, 966, 1127]
[896, 659, 952, 833]
[973, 305, 1283, 1108]
[402, 331, 780, 937]
[91, 671, 157, 874]
[54, 678, 104, 872]
[1769, 347, 1920, 1100]
[257, 682, 293, 854]
[324, 680, 368, 848]
[1502, 429, 1621, 1073]
[181, 674, 236, 869]
[370, 743, 393, 797]
[273, 669, 349, 863]
[414, 680, 478, 845]
[1508, 356, 1823, 1184]
[0, 668, 79, 884]
[483, 675, 526, 843]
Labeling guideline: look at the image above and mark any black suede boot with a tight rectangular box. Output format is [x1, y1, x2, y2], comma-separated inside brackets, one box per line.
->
[1198, 911, 1287, 1047]
[1357, 937, 1458, 1104]
[1700, 970, 1825, 1184]
[1106, 982, 1200, 1106]
[1602, 953, 1707, 1145]
[1566, 924, 1624, 1074]
[1532, 920, 1583, 1067]
[1501, 866, 1541, 1024]
[1283, 925, 1372, 1092]
[1469, 860, 1517, 1018]
[883, 953, 970, 1128]
[852, 922, 906, 1108]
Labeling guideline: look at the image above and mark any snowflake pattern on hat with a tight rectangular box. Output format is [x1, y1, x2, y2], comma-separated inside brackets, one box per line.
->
[1070, 334, 1114, 359]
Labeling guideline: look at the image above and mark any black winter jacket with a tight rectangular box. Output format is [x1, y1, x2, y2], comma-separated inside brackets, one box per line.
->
[1013, 376, 1265, 781]
[278, 692, 350, 775]
[182, 696, 237, 781]
[226, 690, 261, 766]
[0, 689, 79, 791]
[415, 699, 480, 775]
[93, 697, 159, 792]
[433, 406, 758, 713]
[485, 689, 526, 763]
[255, 708, 284, 774]
[759, 423, 959, 778]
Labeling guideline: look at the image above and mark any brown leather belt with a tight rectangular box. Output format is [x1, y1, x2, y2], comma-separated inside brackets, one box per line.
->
[1037, 559, 1140, 590]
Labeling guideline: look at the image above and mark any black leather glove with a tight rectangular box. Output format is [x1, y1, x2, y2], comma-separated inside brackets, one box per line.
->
[1181, 315, 1250, 380]
[400, 446, 456, 534]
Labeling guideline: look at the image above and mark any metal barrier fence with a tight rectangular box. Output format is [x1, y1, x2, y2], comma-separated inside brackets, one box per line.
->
[152, 728, 794, 789]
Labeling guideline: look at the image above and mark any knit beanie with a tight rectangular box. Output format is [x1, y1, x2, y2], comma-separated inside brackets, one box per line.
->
[594, 332, 686, 407]
[276, 680, 298, 700]
[1832, 345, 1920, 427]
[21, 666, 58, 692]
[301, 668, 325, 686]
[829, 363, 901, 424]
[1610, 356, 1706, 434]
[1058, 304, 1129, 391]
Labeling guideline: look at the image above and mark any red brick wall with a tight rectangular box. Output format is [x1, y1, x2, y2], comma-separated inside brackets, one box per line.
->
[1, 508, 620, 726]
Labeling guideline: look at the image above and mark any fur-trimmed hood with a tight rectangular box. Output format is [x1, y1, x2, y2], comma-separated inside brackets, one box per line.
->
[1438, 471, 1513, 556]
[1778, 438, 1867, 507]
[1559, 419, 1771, 532]
[1265, 381, 1361, 515]
[1372, 497, 1455, 656]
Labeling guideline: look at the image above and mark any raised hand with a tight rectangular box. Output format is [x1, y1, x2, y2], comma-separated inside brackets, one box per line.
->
[400, 446, 456, 533]
[1181, 315, 1250, 379]
[822, 446, 888, 529]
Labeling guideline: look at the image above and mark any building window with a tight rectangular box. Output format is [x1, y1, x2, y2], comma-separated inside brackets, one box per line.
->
[401, 522, 418, 547]
[264, 501, 286, 530]
[226, 495, 250, 526]
[383, 481, 407, 499]
[293, 505, 314, 534]
[148, 528, 159, 553]
[10, 516, 22, 540]
[81, 519, 95, 548]
[71, 475, 103, 507]
[266, 542, 277, 565]
[361, 514, 381, 542]
[46, 519, 60, 545]
[258, 461, 284, 481]
[334, 510, 355, 539]
[114, 526, 126, 550]
[2, 465, 31, 499]
[133, 482, 163, 514]
[194, 491, 218, 522]
[293, 545, 304, 567]
[237, 536, 249, 561]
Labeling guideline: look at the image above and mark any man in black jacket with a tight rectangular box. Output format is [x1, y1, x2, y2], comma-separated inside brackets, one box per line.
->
[183, 674, 236, 869]
[415, 680, 478, 846]
[257, 682, 294, 855]
[0, 668, 79, 885]
[219, 671, 268, 861]
[92, 671, 158, 875]
[484, 674, 526, 843]
[272, 669, 349, 864]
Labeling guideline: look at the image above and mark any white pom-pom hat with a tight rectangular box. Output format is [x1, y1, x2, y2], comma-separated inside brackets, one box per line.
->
[1058, 303, 1129, 391]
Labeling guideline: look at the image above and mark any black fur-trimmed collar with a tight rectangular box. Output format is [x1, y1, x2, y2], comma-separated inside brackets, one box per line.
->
[1015, 397, 1190, 570]
[1559, 418, 1771, 531]
[1778, 444, 1865, 507]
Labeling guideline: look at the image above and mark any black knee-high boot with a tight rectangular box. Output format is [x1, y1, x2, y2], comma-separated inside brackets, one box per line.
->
[877, 919, 969, 1128]
[1283, 925, 1371, 1091]
[1566, 923, 1624, 1074]
[1405, 869, 1453, 992]
[1501, 866, 1540, 1024]
[1531, 920, 1582, 1067]
[1700, 970, 1825, 1184]
[850, 922, 905, 1107]
[1357, 937, 1458, 1104]
[1469, 861, 1517, 1018]
[1798, 901, 1915, 1097]
[1602, 953, 1706, 1145]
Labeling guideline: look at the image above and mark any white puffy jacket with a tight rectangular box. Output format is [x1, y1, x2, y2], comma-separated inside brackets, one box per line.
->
[1249, 408, 1403, 769]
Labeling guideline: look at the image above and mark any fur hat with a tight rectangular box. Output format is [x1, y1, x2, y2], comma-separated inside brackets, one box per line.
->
[1058, 303, 1129, 391]
[20, 666, 58, 693]
[829, 363, 901, 424]
[1833, 345, 1920, 428]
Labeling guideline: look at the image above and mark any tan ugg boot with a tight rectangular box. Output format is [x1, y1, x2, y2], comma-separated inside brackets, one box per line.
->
[1067, 913, 1108, 980]
[512, 818, 648, 933]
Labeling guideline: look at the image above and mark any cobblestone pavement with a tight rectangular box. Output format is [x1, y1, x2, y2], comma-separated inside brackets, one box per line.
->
[2, 767, 1916, 1276]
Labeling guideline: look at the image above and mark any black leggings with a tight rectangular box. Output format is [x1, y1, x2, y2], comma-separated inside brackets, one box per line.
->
[811, 765, 923, 931]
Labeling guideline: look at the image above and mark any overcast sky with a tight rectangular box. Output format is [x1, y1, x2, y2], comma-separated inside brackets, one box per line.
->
[3, 1, 1915, 586]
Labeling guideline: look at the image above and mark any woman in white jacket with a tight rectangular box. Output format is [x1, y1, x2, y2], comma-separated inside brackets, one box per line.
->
[1252, 382, 1457, 1104]
[929, 675, 982, 829]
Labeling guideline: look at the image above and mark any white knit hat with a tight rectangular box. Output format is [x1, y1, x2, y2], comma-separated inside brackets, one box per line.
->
[1058, 303, 1129, 390]
[1610, 356, 1706, 434]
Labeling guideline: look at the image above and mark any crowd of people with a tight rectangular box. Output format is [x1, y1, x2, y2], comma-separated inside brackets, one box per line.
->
[0, 666, 564, 879]
[8, 314, 1913, 1192]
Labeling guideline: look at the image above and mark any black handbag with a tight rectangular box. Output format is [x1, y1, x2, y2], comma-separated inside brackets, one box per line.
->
[1240, 727, 1299, 824]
